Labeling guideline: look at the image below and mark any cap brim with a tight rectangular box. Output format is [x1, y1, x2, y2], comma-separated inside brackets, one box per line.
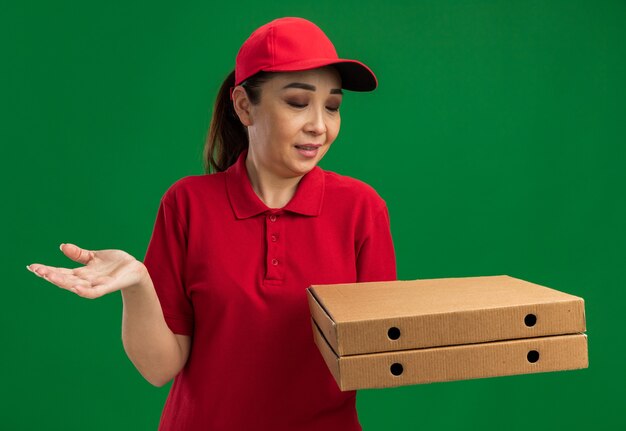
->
[332, 60, 378, 92]
[262, 58, 378, 92]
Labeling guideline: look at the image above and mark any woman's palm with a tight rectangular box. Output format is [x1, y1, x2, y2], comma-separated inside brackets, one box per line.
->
[27, 243, 147, 299]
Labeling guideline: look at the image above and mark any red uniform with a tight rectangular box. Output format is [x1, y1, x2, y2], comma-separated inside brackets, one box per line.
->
[143, 149, 397, 430]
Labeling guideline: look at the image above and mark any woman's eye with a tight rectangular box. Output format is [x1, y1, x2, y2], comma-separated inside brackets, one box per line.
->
[286, 100, 340, 112]
[287, 101, 307, 108]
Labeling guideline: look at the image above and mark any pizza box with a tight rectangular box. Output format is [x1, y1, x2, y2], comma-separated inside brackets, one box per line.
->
[306, 275, 588, 390]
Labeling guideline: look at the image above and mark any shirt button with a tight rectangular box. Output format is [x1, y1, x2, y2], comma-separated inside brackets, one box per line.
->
[272, 258, 279, 266]
[269, 214, 277, 222]
[271, 234, 278, 242]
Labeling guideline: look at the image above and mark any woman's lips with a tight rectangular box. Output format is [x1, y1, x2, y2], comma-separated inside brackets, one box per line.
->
[294, 144, 321, 158]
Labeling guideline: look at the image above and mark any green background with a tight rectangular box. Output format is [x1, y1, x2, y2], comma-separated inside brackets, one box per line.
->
[3, 0, 625, 429]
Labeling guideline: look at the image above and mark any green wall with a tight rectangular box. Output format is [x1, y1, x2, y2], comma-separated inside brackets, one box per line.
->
[4, 1, 624, 429]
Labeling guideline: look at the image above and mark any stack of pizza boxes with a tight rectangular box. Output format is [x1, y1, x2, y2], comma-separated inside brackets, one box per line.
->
[306, 275, 587, 391]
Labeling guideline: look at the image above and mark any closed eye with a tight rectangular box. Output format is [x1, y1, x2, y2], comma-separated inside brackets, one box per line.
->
[287, 101, 340, 112]
[287, 102, 307, 109]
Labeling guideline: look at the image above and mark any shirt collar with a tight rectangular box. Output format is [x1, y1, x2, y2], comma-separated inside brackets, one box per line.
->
[225, 149, 325, 219]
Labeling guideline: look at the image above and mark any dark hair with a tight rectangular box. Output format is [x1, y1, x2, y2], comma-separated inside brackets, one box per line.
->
[203, 70, 273, 173]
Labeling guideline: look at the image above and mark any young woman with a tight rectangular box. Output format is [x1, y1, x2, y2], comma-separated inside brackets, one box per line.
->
[27, 17, 397, 430]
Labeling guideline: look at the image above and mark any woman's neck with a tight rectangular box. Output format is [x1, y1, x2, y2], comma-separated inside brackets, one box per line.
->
[245, 153, 303, 209]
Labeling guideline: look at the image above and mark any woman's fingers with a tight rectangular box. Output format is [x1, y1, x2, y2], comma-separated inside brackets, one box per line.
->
[27, 264, 94, 294]
[37, 272, 84, 293]
[60, 243, 95, 265]
[27, 264, 73, 277]
[27, 263, 55, 278]
[27, 245, 143, 299]
[27, 263, 117, 299]
[27, 264, 88, 284]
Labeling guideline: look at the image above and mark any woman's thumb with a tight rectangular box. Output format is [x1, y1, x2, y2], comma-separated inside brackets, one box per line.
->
[60, 243, 94, 265]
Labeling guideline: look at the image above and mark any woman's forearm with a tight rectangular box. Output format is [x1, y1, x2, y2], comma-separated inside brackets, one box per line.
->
[121, 268, 187, 387]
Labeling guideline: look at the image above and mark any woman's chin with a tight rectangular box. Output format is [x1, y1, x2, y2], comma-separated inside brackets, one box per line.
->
[290, 156, 323, 176]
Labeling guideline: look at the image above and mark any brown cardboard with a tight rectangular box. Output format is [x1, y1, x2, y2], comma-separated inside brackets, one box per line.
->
[307, 275, 586, 356]
[306, 275, 588, 391]
[311, 317, 589, 390]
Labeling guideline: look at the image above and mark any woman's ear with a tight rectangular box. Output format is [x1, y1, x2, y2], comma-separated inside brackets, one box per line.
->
[232, 86, 253, 127]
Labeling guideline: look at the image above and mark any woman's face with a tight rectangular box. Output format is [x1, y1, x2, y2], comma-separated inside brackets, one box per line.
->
[234, 66, 343, 179]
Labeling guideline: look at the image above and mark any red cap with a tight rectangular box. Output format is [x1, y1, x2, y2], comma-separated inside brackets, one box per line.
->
[230, 17, 378, 100]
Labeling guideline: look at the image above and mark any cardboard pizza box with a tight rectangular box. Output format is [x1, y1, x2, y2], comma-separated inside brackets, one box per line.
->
[311, 319, 588, 390]
[306, 275, 588, 390]
[307, 275, 586, 355]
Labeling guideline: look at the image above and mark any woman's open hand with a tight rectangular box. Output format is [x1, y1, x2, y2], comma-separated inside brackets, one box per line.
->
[26, 243, 149, 299]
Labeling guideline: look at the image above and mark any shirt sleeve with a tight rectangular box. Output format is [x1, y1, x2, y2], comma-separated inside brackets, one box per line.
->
[356, 204, 398, 283]
[142, 191, 194, 336]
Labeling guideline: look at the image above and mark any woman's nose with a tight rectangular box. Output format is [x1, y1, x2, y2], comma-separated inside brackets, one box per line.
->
[303, 107, 327, 135]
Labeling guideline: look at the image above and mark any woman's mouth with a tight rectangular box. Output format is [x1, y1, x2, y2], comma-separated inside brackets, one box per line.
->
[294, 144, 321, 158]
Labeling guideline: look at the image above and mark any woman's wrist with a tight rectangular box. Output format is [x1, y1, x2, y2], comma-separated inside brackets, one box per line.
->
[124, 261, 152, 294]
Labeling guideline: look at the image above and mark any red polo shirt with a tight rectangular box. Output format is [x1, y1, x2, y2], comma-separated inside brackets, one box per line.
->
[143, 149, 397, 430]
